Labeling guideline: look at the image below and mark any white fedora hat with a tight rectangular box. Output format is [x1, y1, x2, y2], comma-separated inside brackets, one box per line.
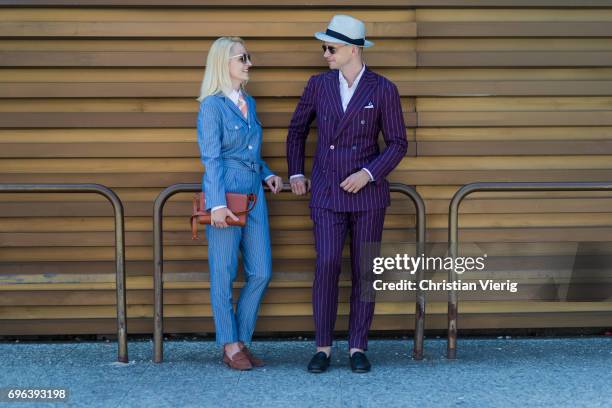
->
[315, 14, 374, 48]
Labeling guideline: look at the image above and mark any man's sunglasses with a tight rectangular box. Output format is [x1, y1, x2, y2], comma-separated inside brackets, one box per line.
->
[230, 53, 252, 64]
[321, 45, 344, 55]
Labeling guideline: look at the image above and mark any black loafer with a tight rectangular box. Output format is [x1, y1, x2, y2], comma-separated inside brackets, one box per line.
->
[350, 352, 371, 373]
[307, 351, 331, 373]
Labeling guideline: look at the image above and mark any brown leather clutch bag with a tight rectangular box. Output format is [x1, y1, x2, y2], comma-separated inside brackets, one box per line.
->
[191, 192, 257, 240]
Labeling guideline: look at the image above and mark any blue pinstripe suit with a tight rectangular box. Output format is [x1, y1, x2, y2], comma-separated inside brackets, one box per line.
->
[197, 91, 273, 346]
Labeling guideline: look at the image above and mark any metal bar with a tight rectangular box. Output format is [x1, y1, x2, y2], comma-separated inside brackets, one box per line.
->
[389, 183, 427, 360]
[447, 181, 612, 360]
[0, 183, 128, 363]
[153, 182, 427, 363]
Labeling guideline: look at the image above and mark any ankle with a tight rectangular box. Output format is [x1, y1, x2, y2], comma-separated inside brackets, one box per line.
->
[350, 348, 364, 356]
[317, 347, 331, 357]
[224, 342, 242, 357]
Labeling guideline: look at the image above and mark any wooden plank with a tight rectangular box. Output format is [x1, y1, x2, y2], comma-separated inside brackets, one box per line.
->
[1, 312, 611, 336]
[0, 112, 418, 128]
[2, 212, 612, 232]
[426, 198, 612, 214]
[0, 8, 415, 21]
[2, 240, 612, 263]
[4, 156, 612, 174]
[2, 282, 610, 305]
[416, 126, 612, 141]
[418, 51, 612, 67]
[416, 9, 612, 20]
[0, 288, 323, 306]
[399, 170, 612, 185]
[416, 96, 612, 112]
[401, 81, 612, 96]
[0, 229, 413, 247]
[0, 199, 414, 217]
[1, 301, 610, 320]
[417, 140, 612, 156]
[2, 197, 611, 218]
[2, 258, 609, 288]
[1, 1, 612, 7]
[5, 169, 612, 187]
[4, 80, 612, 98]
[418, 111, 612, 127]
[418, 22, 612, 37]
[2, 226, 612, 248]
[0, 51, 416, 67]
[2, 259, 326, 276]
[0, 141, 417, 158]
[0, 21, 416, 38]
[0, 97, 415, 114]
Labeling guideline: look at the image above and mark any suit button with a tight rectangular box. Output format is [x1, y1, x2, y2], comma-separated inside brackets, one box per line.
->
[248, 145, 253, 150]
[234, 125, 239, 130]
[352, 145, 357, 150]
[361, 120, 366, 125]
[330, 145, 335, 150]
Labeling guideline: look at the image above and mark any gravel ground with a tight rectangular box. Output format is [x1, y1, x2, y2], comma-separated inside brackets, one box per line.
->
[0, 337, 610, 408]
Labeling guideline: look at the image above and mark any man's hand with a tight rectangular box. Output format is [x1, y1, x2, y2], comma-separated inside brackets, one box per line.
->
[340, 169, 371, 194]
[265, 175, 283, 194]
[211, 207, 239, 228]
[290, 175, 311, 195]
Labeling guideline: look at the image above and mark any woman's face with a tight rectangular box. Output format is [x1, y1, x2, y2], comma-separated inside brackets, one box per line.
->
[228, 42, 252, 86]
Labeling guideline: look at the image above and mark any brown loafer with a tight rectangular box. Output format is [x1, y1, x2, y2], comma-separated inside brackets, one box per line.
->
[222, 350, 252, 371]
[241, 345, 265, 367]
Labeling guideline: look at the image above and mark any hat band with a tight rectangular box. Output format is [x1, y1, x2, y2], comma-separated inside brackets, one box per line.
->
[325, 28, 365, 46]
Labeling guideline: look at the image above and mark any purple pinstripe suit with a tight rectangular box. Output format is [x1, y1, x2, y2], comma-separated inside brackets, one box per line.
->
[286, 66, 407, 349]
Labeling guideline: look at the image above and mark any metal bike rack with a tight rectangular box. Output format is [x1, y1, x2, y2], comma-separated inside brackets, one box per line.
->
[0, 183, 128, 363]
[153, 182, 426, 362]
[447, 181, 612, 359]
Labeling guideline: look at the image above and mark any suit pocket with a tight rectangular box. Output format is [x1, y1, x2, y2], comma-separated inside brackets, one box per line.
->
[223, 120, 247, 148]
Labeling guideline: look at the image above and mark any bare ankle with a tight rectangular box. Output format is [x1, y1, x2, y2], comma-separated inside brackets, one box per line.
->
[317, 346, 331, 357]
[224, 342, 241, 357]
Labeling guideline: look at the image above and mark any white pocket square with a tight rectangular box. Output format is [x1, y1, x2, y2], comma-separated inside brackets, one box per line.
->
[364, 102, 374, 109]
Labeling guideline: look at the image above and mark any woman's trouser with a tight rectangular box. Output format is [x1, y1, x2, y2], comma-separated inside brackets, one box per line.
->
[205, 175, 272, 346]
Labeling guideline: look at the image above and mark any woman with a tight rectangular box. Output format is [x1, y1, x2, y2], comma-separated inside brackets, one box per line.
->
[196, 37, 282, 370]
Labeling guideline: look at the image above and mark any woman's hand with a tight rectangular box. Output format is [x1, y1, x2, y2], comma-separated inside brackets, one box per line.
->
[265, 175, 283, 194]
[211, 207, 239, 228]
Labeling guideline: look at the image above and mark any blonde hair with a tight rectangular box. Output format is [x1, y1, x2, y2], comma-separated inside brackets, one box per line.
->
[197, 36, 246, 102]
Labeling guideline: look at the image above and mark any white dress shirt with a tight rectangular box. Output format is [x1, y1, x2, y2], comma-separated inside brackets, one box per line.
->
[212, 89, 274, 213]
[339, 63, 366, 112]
[290, 65, 374, 182]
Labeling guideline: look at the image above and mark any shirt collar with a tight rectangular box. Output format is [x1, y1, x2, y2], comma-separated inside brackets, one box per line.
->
[339, 64, 366, 89]
[224, 88, 242, 105]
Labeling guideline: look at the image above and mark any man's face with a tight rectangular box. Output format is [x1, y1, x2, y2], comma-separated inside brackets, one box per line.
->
[322, 41, 354, 69]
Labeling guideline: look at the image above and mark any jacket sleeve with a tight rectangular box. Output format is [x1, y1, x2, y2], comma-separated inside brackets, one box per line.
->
[259, 159, 274, 182]
[197, 98, 227, 211]
[365, 80, 408, 185]
[286, 75, 318, 177]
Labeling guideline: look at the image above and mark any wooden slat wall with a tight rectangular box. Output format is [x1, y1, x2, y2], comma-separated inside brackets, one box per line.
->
[1, 2, 612, 336]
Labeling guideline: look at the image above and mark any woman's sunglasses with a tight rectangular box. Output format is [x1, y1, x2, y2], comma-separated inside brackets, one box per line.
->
[230, 53, 252, 64]
[321, 45, 345, 55]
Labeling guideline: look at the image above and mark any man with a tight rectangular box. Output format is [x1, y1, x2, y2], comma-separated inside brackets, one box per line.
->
[286, 14, 408, 373]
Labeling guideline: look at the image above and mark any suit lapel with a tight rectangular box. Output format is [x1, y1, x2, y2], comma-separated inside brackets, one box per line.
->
[324, 70, 343, 121]
[332, 67, 377, 142]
